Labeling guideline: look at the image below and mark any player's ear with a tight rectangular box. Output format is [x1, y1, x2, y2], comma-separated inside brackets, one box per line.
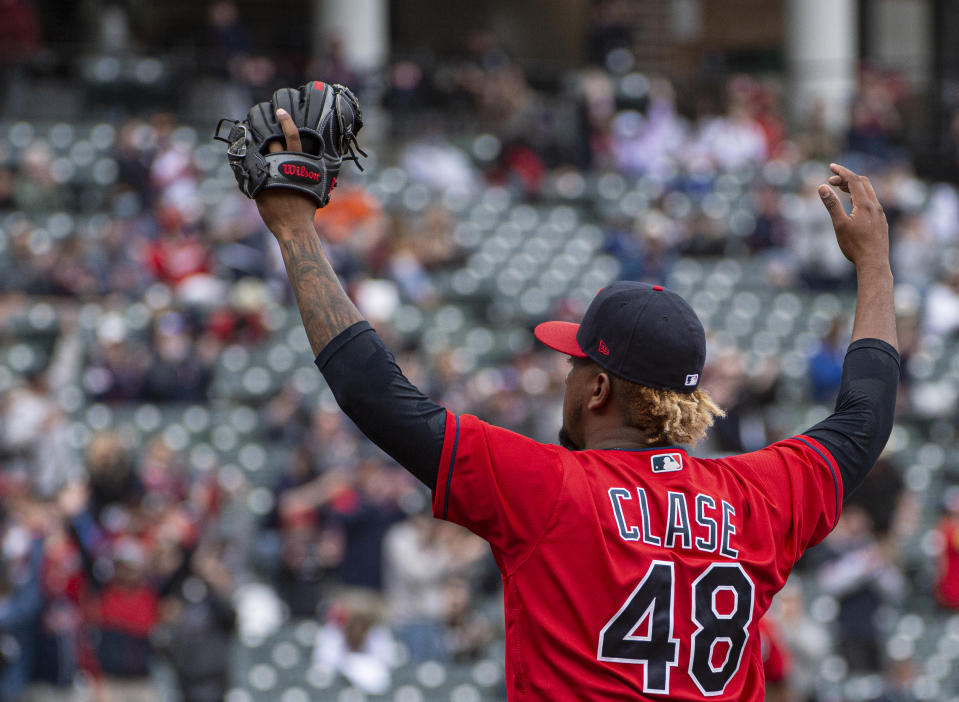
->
[586, 371, 612, 411]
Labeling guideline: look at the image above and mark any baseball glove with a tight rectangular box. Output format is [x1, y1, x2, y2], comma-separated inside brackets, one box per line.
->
[213, 80, 366, 208]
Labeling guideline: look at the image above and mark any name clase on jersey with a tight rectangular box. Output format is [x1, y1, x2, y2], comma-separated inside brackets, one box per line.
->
[607, 488, 739, 558]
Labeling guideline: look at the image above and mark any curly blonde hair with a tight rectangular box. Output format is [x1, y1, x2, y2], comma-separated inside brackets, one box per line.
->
[610, 376, 725, 447]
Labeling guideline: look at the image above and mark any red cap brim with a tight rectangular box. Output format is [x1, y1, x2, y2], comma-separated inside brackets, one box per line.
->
[534, 321, 587, 357]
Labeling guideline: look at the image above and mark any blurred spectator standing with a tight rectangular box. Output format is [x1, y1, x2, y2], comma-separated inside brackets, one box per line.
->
[383, 513, 490, 663]
[922, 267, 959, 339]
[14, 143, 64, 214]
[817, 505, 905, 673]
[693, 81, 768, 172]
[142, 313, 212, 403]
[442, 575, 495, 663]
[84, 318, 151, 403]
[891, 213, 937, 292]
[846, 66, 907, 163]
[56, 477, 206, 702]
[2, 353, 81, 497]
[156, 544, 237, 702]
[845, 457, 912, 549]
[30, 512, 86, 698]
[312, 590, 398, 695]
[327, 460, 407, 592]
[267, 467, 350, 618]
[757, 615, 792, 702]
[383, 512, 450, 662]
[85, 432, 143, 519]
[746, 184, 789, 255]
[0, 514, 44, 702]
[203, 0, 249, 79]
[770, 580, 832, 702]
[808, 318, 847, 404]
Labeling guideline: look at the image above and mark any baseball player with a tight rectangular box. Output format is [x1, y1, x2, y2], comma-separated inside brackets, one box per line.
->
[236, 95, 899, 699]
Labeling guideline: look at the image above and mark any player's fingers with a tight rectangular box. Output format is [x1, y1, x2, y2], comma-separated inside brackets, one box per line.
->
[827, 174, 850, 193]
[848, 174, 881, 211]
[276, 108, 303, 152]
[829, 162, 858, 180]
[818, 184, 848, 228]
[858, 174, 880, 202]
[267, 120, 283, 154]
[829, 162, 870, 206]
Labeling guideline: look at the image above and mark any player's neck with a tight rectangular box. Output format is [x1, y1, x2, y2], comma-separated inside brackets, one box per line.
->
[582, 425, 654, 451]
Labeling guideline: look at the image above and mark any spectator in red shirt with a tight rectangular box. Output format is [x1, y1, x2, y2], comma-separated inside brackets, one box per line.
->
[58, 483, 196, 702]
[935, 487, 959, 609]
[758, 615, 792, 702]
[0, 0, 41, 65]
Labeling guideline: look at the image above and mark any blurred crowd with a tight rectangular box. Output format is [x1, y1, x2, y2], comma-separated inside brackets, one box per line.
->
[2, 1, 959, 701]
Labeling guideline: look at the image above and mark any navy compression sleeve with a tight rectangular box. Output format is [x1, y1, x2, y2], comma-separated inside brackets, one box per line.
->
[804, 338, 900, 497]
[315, 321, 446, 489]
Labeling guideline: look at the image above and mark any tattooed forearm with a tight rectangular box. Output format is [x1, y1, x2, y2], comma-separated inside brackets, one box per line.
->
[277, 230, 364, 356]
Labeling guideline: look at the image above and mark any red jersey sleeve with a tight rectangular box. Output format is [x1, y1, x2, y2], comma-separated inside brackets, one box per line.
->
[431, 412, 565, 573]
[723, 435, 843, 566]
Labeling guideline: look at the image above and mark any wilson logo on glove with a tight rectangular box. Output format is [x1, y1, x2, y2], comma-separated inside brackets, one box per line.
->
[214, 81, 366, 208]
[281, 162, 322, 183]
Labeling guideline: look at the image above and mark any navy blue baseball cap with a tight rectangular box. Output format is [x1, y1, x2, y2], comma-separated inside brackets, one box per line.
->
[535, 281, 706, 393]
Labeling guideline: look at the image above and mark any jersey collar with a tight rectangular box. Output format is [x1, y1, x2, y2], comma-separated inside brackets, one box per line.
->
[601, 445, 687, 453]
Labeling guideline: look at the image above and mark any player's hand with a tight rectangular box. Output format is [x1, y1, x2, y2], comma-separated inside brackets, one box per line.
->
[255, 109, 318, 239]
[818, 163, 890, 270]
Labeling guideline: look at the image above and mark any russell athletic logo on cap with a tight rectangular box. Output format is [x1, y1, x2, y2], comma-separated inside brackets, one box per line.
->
[651, 453, 683, 473]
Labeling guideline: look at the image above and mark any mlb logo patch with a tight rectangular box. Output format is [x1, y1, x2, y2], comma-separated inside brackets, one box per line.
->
[651, 453, 683, 473]
[685, 373, 699, 386]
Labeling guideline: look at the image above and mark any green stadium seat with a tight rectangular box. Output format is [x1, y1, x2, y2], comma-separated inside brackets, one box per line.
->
[225, 688, 253, 702]
[415, 661, 447, 689]
[392, 684, 425, 702]
[279, 687, 311, 702]
[248, 663, 278, 692]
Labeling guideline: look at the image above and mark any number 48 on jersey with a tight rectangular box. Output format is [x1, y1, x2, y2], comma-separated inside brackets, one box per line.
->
[597, 561, 755, 696]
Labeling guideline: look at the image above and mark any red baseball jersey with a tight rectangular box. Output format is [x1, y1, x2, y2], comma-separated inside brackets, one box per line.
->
[432, 412, 842, 701]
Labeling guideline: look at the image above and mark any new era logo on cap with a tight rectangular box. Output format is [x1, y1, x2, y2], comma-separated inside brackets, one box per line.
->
[651, 453, 683, 473]
[598, 340, 610, 356]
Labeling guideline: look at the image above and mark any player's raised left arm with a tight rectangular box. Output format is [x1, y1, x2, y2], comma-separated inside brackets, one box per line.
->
[256, 109, 364, 355]
[256, 109, 446, 489]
